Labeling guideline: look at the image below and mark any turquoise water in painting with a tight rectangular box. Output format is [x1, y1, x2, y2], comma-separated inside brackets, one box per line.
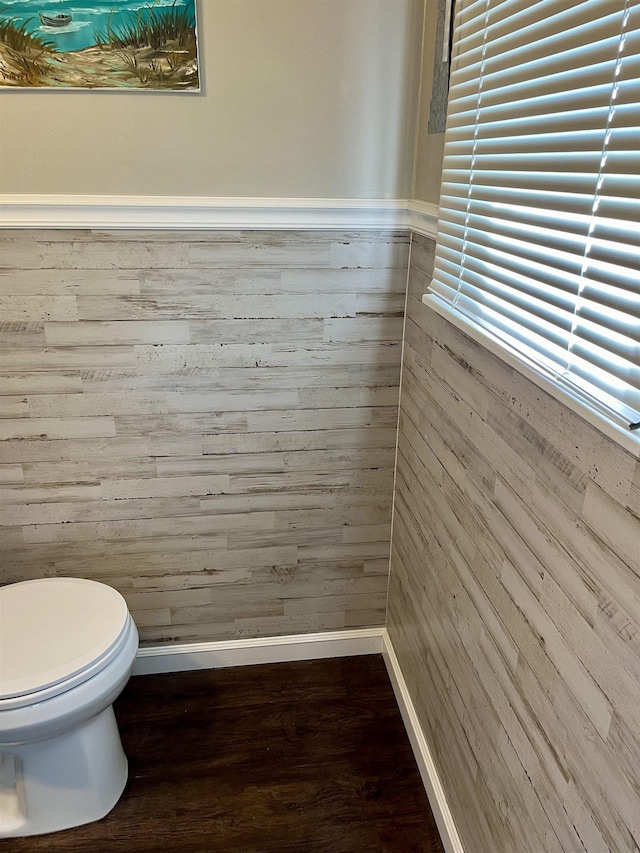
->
[0, 0, 196, 52]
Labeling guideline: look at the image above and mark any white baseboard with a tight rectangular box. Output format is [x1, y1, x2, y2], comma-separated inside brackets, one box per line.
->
[132, 627, 384, 675]
[382, 629, 465, 853]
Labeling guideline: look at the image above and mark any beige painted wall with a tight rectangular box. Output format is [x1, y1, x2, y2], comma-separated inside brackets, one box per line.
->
[411, 0, 445, 204]
[0, 0, 422, 198]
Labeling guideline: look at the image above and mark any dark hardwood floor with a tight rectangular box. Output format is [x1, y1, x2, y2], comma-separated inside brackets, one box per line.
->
[3, 655, 444, 853]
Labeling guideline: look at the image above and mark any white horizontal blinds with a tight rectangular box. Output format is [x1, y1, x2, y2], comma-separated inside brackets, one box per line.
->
[431, 0, 640, 430]
[570, 0, 640, 423]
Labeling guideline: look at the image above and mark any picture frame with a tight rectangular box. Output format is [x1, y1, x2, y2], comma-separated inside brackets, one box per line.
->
[0, 0, 200, 91]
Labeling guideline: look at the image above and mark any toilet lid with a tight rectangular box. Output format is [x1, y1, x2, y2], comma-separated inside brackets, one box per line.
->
[0, 578, 130, 701]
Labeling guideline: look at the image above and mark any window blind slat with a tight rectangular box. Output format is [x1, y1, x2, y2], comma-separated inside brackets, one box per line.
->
[460, 232, 588, 290]
[453, 290, 575, 361]
[443, 128, 624, 153]
[456, 153, 609, 176]
[448, 106, 612, 132]
[573, 303, 640, 344]
[451, 38, 621, 90]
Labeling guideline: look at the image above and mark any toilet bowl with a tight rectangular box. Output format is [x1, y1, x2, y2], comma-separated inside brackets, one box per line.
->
[0, 578, 139, 838]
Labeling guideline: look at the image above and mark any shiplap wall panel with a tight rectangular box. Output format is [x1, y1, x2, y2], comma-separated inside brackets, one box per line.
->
[0, 229, 407, 644]
[387, 234, 640, 853]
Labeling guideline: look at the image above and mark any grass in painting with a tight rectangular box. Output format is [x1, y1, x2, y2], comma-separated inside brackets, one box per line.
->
[120, 52, 168, 85]
[0, 17, 56, 84]
[0, 17, 54, 53]
[95, 1, 197, 87]
[99, 1, 194, 51]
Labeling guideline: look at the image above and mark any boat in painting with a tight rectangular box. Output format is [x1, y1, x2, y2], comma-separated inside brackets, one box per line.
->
[39, 12, 72, 27]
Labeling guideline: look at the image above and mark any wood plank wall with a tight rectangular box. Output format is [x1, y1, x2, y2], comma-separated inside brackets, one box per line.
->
[388, 234, 640, 853]
[0, 229, 408, 644]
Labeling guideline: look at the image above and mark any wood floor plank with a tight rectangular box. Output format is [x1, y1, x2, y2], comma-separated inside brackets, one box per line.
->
[3, 656, 445, 853]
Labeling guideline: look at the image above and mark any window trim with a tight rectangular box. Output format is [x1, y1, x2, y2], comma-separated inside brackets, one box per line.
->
[422, 290, 640, 457]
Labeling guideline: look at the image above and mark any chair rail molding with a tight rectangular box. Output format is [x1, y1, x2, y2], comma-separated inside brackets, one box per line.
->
[406, 198, 439, 239]
[0, 195, 439, 236]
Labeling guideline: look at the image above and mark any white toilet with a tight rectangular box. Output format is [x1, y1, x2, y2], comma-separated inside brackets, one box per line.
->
[0, 577, 139, 838]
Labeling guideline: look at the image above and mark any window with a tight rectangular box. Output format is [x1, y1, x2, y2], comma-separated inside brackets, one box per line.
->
[425, 0, 640, 453]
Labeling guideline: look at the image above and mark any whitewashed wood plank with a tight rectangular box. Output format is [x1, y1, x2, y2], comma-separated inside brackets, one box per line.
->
[113, 412, 248, 436]
[324, 317, 404, 342]
[187, 241, 331, 268]
[79, 364, 399, 394]
[246, 406, 399, 432]
[0, 464, 24, 485]
[200, 427, 396, 455]
[342, 524, 392, 544]
[78, 294, 359, 321]
[0, 397, 29, 418]
[127, 588, 213, 611]
[0, 269, 140, 296]
[133, 343, 271, 370]
[330, 239, 409, 269]
[280, 268, 407, 293]
[44, 320, 190, 346]
[43, 242, 189, 269]
[0, 296, 78, 322]
[28, 393, 169, 418]
[22, 458, 156, 484]
[267, 342, 402, 367]
[0, 496, 202, 526]
[284, 592, 386, 616]
[165, 390, 299, 413]
[100, 475, 230, 501]
[0, 435, 202, 464]
[200, 490, 391, 516]
[563, 780, 612, 853]
[508, 372, 636, 506]
[0, 417, 116, 441]
[501, 560, 613, 740]
[296, 386, 399, 409]
[0, 374, 83, 396]
[430, 340, 490, 419]
[0, 322, 46, 349]
[188, 318, 324, 345]
[582, 480, 640, 574]
[138, 268, 280, 294]
[0, 484, 102, 505]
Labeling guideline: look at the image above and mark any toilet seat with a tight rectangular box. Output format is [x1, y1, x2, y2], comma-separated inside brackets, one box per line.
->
[0, 578, 131, 710]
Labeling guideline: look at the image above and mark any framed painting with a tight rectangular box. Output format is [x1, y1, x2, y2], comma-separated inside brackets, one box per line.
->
[0, 0, 200, 90]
